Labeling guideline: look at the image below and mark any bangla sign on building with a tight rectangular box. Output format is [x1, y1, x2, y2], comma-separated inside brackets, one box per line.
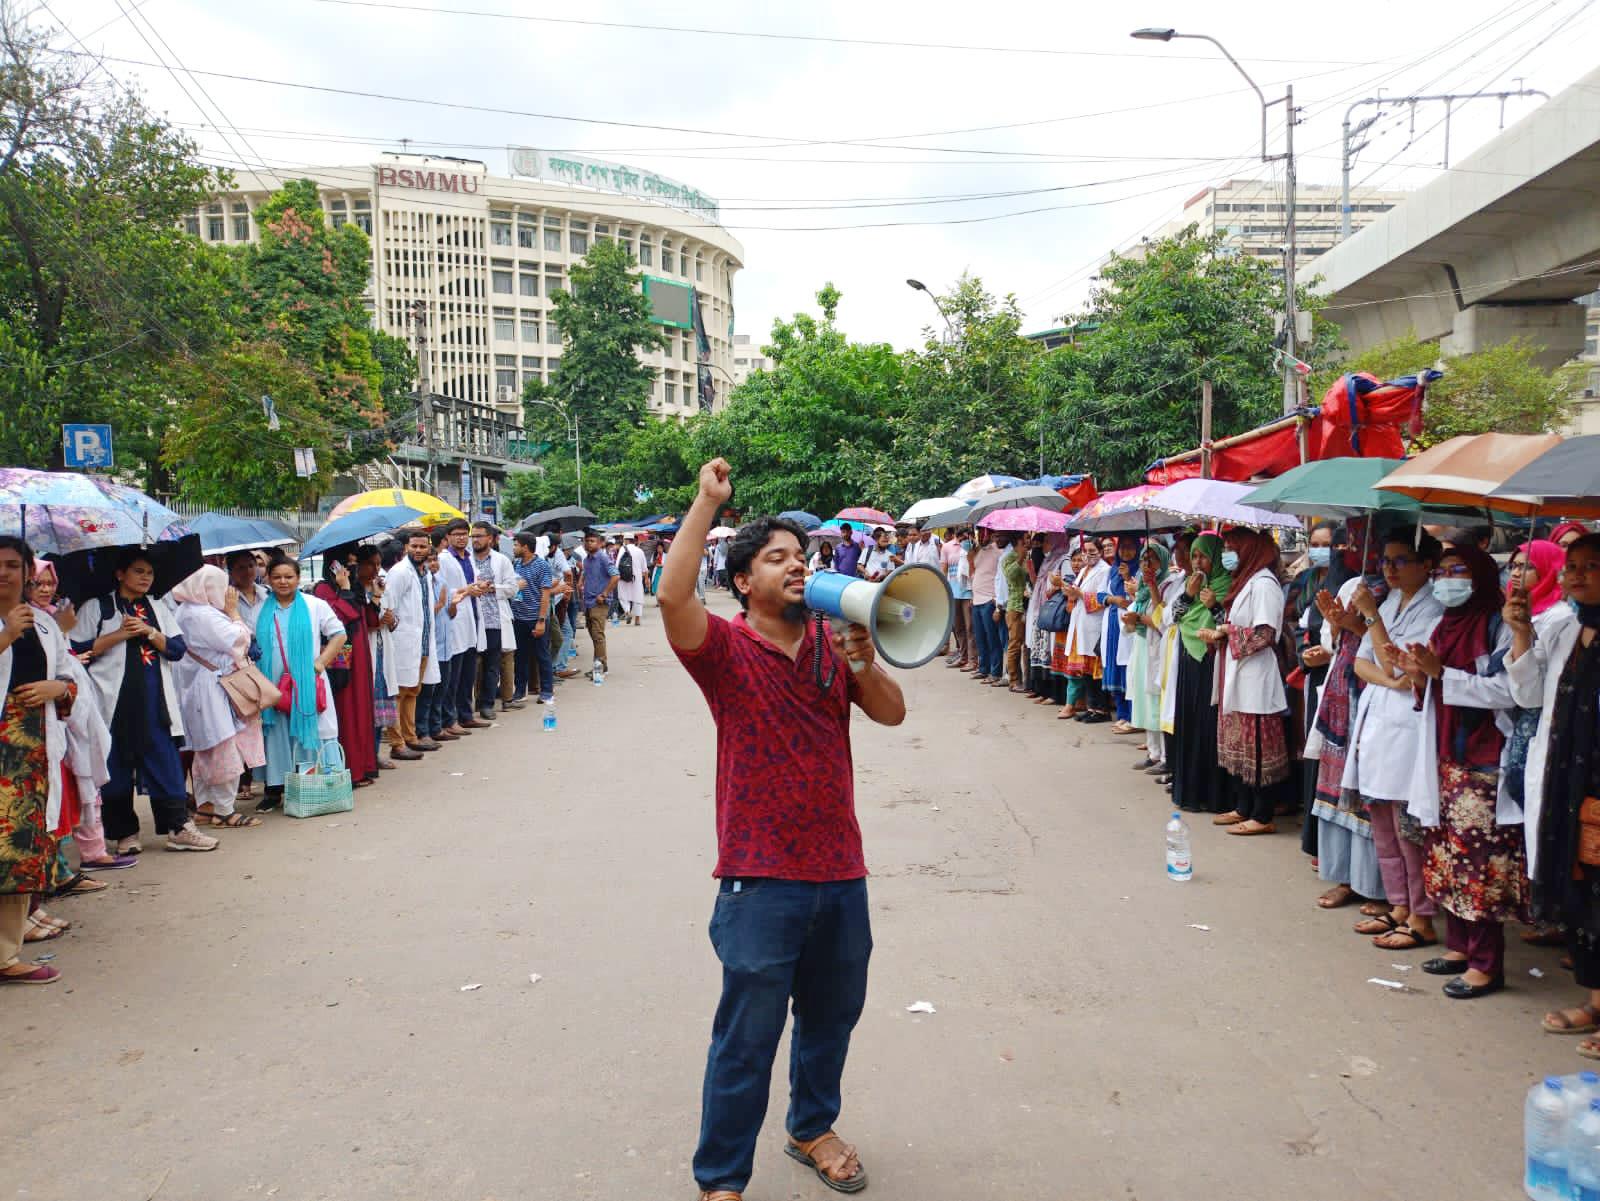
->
[507, 148, 720, 224]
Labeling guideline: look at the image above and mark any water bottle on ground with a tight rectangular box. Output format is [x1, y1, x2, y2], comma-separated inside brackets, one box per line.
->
[542, 700, 556, 732]
[592, 664, 604, 686]
[1569, 1097, 1600, 1200]
[1526, 1076, 1569, 1200]
[1165, 812, 1192, 882]
[1567, 1072, 1600, 1119]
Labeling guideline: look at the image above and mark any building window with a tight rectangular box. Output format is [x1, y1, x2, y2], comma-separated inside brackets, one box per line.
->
[492, 270, 513, 294]
[494, 315, 515, 341]
[546, 321, 561, 345]
[659, 239, 672, 272]
[546, 356, 559, 374]
[184, 212, 200, 237]
[519, 273, 537, 297]
[517, 223, 536, 249]
[695, 252, 704, 281]
[491, 221, 512, 246]
[545, 274, 563, 295]
[639, 233, 653, 266]
[544, 216, 562, 252]
[663, 382, 675, 406]
[570, 230, 588, 255]
[497, 368, 517, 391]
[679, 249, 689, 275]
[206, 203, 224, 241]
[522, 355, 542, 371]
[352, 198, 372, 234]
[521, 318, 539, 343]
[232, 205, 250, 241]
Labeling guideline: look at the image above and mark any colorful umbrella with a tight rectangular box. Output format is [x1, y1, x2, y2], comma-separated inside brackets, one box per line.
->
[1144, 478, 1303, 532]
[779, 510, 822, 530]
[953, 474, 1026, 501]
[968, 485, 1068, 522]
[328, 487, 465, 528]
[1374, 432, 1563, 515]
[0, 468, 186, 554]
[834, 507, 894, 525]
[299, 505, 420, 561]
[812, 524, 870, 545]
[1069, 485, 1163, 533]
[1487, 435, 1600, 518]
[976, 506, 1072, 533]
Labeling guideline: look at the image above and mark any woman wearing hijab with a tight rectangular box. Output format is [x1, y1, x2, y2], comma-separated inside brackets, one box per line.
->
[172, 565, 266, 828]
[314, 549, 380, 788]
[255, 555, 349, 811]
[71, 547, 219, 854]
[1307, 519, 1388, 912]
[1342, 530, 1446, 952]
[1552, 521, 1590, 551]
[1293, 523, 1339, 849]
[1391, 543, 1522, 998]
[1099, 536, 1139, 731]
[1060, 538, 1110, 720]
[1509, 534, 1600, 1049]
[1170, 533, 1231, 813]
[1212, 529, 1289, 836]
[1156, 532, 1194, 775]
[1126, 541, 1169, 770]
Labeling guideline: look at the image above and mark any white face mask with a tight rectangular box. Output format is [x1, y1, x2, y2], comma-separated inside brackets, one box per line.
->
[1433, 578, 1474, 608]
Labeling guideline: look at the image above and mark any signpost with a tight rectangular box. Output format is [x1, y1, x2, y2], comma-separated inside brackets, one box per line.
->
[62, 424, 113, 470]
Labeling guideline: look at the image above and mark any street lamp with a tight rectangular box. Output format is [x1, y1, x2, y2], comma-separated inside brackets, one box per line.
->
[1131, 27, 1301, 416]
[526, 397, 582, 510]
[906, 278, 956, 343]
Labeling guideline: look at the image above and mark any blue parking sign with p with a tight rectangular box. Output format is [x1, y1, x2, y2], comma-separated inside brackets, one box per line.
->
[63, 424, 113, 469]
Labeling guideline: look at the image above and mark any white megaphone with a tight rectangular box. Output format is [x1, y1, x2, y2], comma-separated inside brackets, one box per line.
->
[803, 564, 955, 671]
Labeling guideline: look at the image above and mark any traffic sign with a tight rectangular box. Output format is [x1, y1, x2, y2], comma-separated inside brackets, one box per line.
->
[62, 424, 113, 469]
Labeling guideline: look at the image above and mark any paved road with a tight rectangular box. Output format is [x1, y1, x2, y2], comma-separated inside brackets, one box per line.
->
[2, 592, 1560, 1200]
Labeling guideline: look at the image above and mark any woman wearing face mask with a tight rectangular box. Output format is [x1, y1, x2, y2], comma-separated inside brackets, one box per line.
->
[1342, 531, 1446, 952]
[1307, 520, 1388, 913]
[1170, 533, 1232, 812]
[1394, 544, 1525, 997]
[1509, 535, 1600, 1050]
[1211, 529, 1290, 835]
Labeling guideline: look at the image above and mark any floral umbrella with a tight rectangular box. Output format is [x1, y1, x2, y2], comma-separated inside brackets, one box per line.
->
[834, 507, 895, 525]
[976, 506, 1072, 533]
[1067, 485, 1163, 533]
[0, 468, 187, 554]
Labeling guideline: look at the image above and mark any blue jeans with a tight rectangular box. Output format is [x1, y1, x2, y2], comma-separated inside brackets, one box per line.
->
[971, 601, 1002, 677]
[694, 878, 872, 1194]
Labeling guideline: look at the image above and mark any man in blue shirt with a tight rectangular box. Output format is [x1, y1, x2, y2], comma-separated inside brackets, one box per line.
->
[580, 528, 619, 677]
[510, 531, 561, 702]
[832, 523, 861, 578]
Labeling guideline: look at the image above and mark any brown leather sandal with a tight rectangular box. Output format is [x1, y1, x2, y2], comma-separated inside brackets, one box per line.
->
[699, 1192, 742, 1201]
[785, 1131, 867, 1194]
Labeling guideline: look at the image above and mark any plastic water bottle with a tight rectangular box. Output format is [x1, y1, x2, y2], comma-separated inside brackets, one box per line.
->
[1569, 1098, 1600, 1201]
[592, 664, 604, 687]
[542, 700, 556, 733]
[1526, 1076, 1569, 1200]
[1568, 1072, 1600, 1120]
[1165, 812, 1192, 882]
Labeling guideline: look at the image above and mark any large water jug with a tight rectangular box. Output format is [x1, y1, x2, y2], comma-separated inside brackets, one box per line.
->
[1568, 1097, 1600, 1201]
[1526, 1076, 1568, 1201]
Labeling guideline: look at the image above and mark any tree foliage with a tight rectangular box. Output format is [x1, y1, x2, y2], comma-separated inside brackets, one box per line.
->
[1315, 332, 1581, 448]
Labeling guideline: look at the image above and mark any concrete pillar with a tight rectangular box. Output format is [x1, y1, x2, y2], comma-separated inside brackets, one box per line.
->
[1439, 301, 1587, 370]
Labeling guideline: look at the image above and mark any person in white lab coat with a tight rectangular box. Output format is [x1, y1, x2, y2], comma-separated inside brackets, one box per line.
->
[1509, 533, 1600, 1046]
[470, 521, 521, 717]
[617, 534, 649, 625]
[380, 528, 440, 760]
[1342, 531, 1445, 952]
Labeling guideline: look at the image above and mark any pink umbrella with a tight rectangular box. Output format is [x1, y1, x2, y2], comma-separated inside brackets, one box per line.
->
[977, 506, 1072, 533]
[834, 507, 895, 525]
[1069, 484, 1162, 533]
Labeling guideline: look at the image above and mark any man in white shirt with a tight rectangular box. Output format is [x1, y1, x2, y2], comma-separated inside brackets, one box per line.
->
[470, 521, 521, 717]
[906, 527, 943, 568]
[380, 528, 441, 760]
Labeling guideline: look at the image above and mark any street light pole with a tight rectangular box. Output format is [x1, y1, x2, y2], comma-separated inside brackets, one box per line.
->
[527, 398, 582, 510]
[905, 278, 956, 344]
[1131, 28, 1300, 415]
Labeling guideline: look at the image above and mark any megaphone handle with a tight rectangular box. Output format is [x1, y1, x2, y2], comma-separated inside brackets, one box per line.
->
[829, 617, 868, 673]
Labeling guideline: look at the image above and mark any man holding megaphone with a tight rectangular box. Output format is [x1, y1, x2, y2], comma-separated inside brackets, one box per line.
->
[660, 458, 906, 1201]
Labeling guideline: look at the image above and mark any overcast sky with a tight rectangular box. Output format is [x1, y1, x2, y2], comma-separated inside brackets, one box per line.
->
[55, 0, 1600, 350]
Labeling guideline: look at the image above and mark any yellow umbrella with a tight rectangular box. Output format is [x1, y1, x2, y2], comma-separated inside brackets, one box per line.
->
[328, 488, 466, 528]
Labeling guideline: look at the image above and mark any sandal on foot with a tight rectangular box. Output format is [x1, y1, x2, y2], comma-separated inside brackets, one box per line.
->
[1359, 901, 1390, 918]
[1226, 820, 1277, 836]
[57, 874, 108, 896]
[785, 1131, 868, 1194]
[1373, 925, 1436, 950]
[1580, 1036, 1600, 1061]
[1317, 885, 1356, 910]
[1354, 913, 1401, 936]
[24, 915, 64, 943]
[1544, 1004, 1600, 1034]
[1211, 811, 1245, 826]
[0, 963, 60, 985]
[202, 812, 262, 828]
[699, 1193, 743, 1201]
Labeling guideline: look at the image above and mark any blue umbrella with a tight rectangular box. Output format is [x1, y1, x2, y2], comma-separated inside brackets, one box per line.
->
[298, 505, 418, 560]
[188, 513, 296, 555]
[779, 510, 821, 530]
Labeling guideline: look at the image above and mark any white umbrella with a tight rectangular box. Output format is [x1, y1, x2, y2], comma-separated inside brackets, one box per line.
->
[899, 496, 969, 524]
[707, 526, 738, 540]
[967, 485, 1068, 521]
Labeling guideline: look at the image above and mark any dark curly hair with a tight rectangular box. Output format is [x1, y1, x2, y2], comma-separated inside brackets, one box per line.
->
[725, 515, 809, 610]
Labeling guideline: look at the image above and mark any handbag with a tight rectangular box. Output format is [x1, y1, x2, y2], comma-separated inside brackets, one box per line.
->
[273, 614, 329, 714]
[1038, 593, 1071, 633]
[284, 741, 354, 819]
[1578, 796, 1600, 867]
[187, 649, 281, 721]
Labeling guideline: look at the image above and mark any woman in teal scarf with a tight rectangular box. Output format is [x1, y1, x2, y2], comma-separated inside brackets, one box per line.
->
[1170, 533, 1233, 813]
[255, 557, 348, 811]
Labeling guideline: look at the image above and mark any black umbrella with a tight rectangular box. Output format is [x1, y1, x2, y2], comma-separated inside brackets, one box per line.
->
[516, 504, 596, 534]
[1489, 435, 1600, 519]
[49, 534, 205, 606]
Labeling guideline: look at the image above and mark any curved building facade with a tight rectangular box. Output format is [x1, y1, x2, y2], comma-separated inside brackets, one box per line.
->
[196, 155, 745, 421]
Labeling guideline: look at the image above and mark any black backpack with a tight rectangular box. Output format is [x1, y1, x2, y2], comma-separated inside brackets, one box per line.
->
[617, 549, 635, 582]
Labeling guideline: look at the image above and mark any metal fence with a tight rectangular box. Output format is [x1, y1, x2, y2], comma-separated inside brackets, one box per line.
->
[166, 503, 324, 543]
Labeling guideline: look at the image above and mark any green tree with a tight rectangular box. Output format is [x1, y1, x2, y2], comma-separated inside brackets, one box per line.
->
[693, 284, 907, 516]
[525, 237, 669, 446]
[0, 8, 238, 486]
[1031, 226, 1342, 488]
[500, 417, 697, 524]
[859, 275, 1038, 511]
[1314, 332, 1581, 448]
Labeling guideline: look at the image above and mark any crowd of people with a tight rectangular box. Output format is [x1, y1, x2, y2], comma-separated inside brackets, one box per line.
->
[795, 514, 1600, 1049]
[0, 519, 658, 986]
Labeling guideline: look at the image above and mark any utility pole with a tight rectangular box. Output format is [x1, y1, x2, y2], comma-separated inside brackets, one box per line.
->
[410, 298, 434, 493]
[1200, 380, 1214, 480]
[1281, 84, 1299, 418]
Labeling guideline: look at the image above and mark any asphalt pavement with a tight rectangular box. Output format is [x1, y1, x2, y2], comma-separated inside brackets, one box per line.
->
[0, 591, 1561, 1200]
